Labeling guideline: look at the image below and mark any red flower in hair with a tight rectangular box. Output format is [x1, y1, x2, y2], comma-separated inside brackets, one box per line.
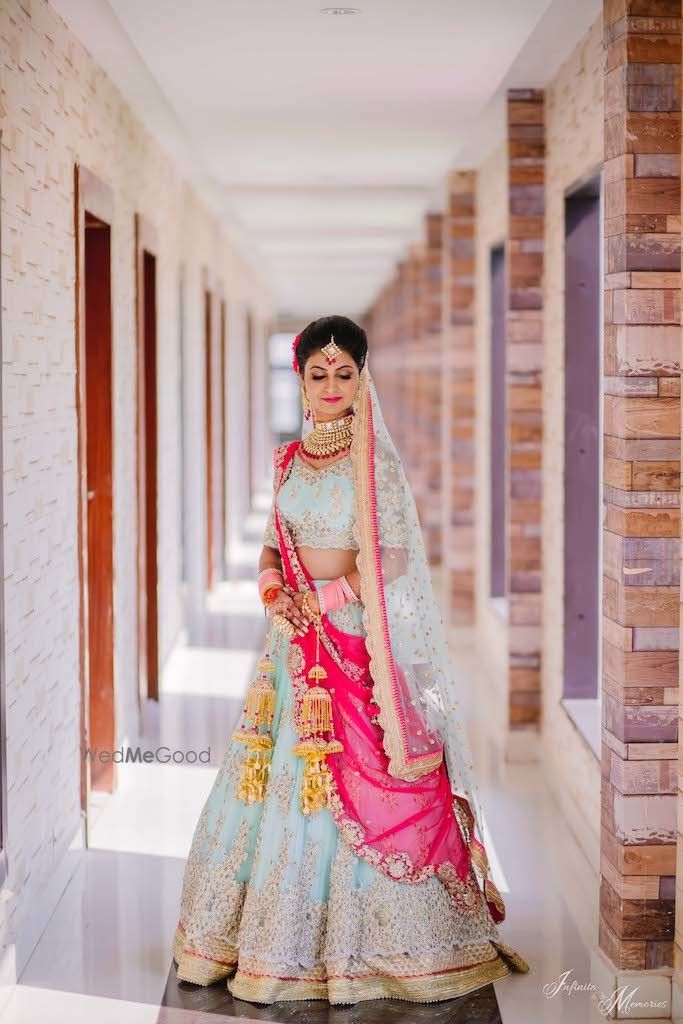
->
[291, 332, 301, 373]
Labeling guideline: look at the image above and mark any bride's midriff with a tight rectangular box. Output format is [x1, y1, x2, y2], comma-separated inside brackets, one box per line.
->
[295, 546, 358, 581]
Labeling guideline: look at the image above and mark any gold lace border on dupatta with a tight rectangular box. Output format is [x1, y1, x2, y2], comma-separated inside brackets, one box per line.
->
[350, 364, 443, 782]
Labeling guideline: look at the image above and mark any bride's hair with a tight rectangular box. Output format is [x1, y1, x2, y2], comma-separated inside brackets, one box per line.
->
[294, 314, 367, 373]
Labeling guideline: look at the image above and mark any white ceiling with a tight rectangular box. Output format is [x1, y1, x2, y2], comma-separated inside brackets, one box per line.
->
[54, 0, 602, 319]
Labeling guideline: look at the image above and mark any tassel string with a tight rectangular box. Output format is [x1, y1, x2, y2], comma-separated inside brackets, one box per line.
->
[292, 605, 344, 816]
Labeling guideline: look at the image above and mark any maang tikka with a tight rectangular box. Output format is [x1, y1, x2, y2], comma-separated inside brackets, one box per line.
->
[321, 333, 342, 364]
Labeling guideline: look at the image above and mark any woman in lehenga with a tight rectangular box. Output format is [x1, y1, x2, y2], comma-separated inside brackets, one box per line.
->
[172, 314, 530, 1004]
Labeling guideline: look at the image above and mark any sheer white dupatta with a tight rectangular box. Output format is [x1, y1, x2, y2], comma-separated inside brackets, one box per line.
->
[348, 358, 501, 912]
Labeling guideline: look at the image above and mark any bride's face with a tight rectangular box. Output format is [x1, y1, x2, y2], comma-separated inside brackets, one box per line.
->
[301, 347, 359, 421]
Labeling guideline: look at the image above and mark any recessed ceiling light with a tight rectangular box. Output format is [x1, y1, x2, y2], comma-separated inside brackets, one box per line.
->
[320, 7, 362, 14]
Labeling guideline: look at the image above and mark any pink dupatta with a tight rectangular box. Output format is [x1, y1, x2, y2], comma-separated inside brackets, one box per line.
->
[271, 440, 487, 916]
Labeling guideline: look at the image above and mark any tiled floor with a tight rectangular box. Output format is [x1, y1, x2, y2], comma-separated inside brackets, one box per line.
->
[0, 500, 599, 1023]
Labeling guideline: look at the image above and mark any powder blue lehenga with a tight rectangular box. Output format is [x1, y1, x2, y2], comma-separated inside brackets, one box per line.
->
[172, 450, 527, 1003]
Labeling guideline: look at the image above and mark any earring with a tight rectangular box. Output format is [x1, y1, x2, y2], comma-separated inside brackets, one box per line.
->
[300, 383, 312, 421]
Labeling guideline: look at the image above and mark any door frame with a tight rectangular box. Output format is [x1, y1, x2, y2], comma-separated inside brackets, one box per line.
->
[218, 290, 228, 577]
[74, 164, 116, 839]
[203, 268, 224, 589]
[245, 308, 254, 509]
[135, 213, 159, 704]
[203, 275, 214, 589]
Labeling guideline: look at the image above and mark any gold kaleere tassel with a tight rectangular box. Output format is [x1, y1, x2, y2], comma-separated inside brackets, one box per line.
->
[234, 734, 273, 804]
[292, 738, 344, 814]
[245, 655, 278, 729]
[301, 685, 332, 734]
[292, 602, 343, 815]
[306, 616, 328, 684]
[232, 644, 277, 805]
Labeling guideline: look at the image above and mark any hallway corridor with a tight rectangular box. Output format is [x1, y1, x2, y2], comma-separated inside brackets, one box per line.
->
[4, 0, 683, 1018]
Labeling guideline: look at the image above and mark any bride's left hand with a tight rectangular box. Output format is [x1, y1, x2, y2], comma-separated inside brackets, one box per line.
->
[292, 589, 320, 618]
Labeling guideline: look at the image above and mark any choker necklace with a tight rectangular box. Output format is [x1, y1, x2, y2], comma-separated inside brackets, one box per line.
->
[301, 412, 354, 459]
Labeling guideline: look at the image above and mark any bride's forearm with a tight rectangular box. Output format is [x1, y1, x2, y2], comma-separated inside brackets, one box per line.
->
[344, 567, 361, 598]
[259, 546, 283, 574]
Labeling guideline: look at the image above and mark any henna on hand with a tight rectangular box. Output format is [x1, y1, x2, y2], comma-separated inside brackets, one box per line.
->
[268, 591, 309, 636]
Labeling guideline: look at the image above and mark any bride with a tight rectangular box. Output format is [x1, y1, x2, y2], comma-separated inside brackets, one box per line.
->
[172, 314, 530, 1003]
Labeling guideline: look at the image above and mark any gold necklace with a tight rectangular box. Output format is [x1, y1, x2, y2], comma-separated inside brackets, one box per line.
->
[301, 412, 353, 459]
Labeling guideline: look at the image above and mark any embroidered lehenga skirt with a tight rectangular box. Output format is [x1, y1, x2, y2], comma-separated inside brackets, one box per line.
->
[172, 579, 528, 1004]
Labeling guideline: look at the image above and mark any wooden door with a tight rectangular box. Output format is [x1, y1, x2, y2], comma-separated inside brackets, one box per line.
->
[75, 166, 116, 808]
[135, 215, 159, 703]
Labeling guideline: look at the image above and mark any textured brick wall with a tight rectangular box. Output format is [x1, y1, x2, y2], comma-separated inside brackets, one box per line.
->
[371, 263, 405, 445]
[366, 220, 444, 564]
[0, 0, 272, 980]
[542, 10, 604, 914]
[600, 0, 681, 974]
[403, 242, 426, 507]
[411, 215, 443, 563]
[505, 88, 545, 732]
[442, 172, 476, 623]
[473, 142, 509, 689]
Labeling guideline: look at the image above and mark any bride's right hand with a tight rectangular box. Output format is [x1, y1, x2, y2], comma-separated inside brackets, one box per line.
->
[267, 589, 309, 637]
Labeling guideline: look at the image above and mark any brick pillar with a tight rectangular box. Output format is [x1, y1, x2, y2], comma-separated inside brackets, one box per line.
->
[404, 244, 425, 501]
[368, 273, 401, 441]
[420, 212, 444, 563]
[600, 1, 681, 975]
[392, 260, 411, 454]
[505, 88, 545, 733]
[441, 171, 476, 624]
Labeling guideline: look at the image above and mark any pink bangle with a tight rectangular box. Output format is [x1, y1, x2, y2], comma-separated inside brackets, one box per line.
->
[260, 569, 284, 585]
[259, 568, 284, 599]
[318, 577, 349, 614]
[339, 574, 357, 602]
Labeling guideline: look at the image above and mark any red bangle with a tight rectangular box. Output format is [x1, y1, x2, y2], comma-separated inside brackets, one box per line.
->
[261, 584, 283, 606]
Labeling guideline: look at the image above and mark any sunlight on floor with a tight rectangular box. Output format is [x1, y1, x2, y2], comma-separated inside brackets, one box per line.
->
[161, 644, 258, 699]
[0, 987, 159, 1024]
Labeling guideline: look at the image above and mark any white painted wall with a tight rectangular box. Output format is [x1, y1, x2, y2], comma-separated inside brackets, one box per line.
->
[0, 0, 272, 984]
